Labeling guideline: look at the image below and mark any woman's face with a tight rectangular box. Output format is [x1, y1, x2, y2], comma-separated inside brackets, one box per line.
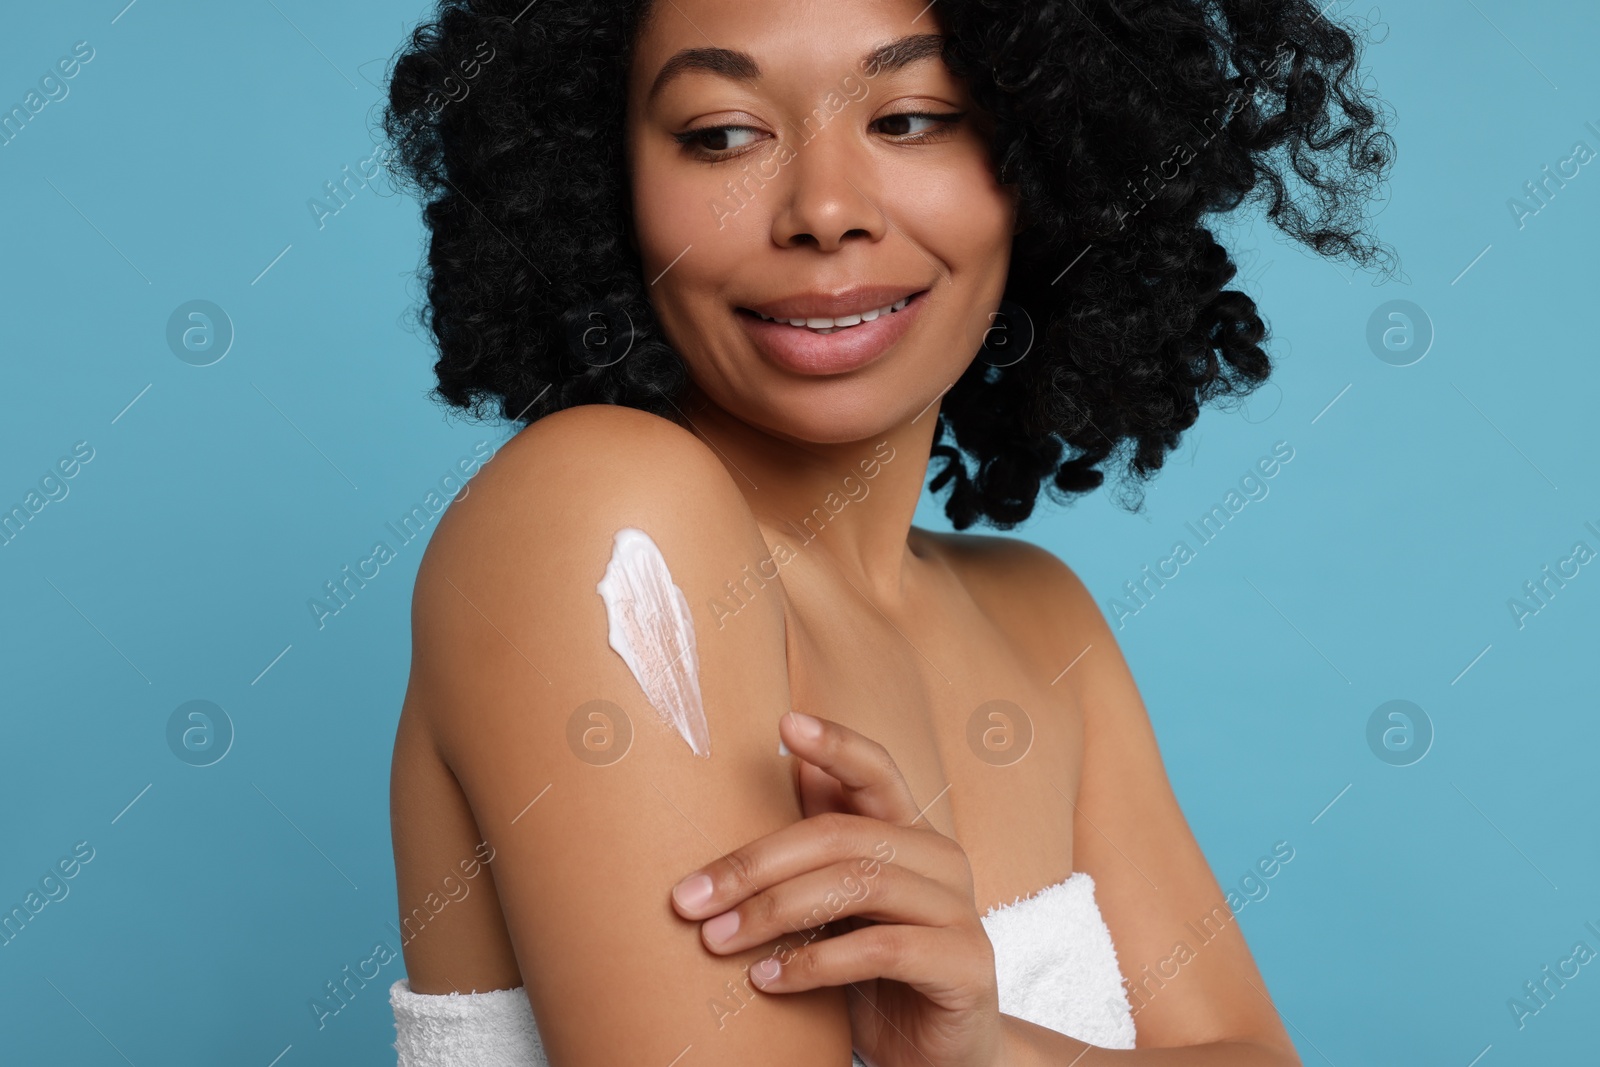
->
[625, 0, 1019, 445]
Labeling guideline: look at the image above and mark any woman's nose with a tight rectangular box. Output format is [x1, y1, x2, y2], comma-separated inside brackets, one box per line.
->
[767, 127, 888, 251]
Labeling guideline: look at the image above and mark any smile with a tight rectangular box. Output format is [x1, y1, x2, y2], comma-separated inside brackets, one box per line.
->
[736, 289, 931, 376]
[752, 295, 914, 335]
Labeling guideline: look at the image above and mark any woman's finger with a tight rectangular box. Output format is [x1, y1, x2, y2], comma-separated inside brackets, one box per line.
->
[695, 861, 968, 956]
[671, 811, 953, 919]
[748, 921, 996, 1012]
[795, 757, 849, 818]
[779, 710, 923, 826]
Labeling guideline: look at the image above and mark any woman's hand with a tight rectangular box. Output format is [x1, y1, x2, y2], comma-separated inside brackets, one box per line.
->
[669, 711, 1006, 1067]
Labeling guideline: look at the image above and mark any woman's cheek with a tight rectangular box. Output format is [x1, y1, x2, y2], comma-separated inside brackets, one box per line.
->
[631, 163, 705, 272]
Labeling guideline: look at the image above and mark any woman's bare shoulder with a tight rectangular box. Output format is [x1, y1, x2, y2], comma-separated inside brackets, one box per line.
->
[430, 404, 748, 544]
[918, 526, 1076, 577]
[495, 401, 718, 472]
[916, 527, 1098, 640]
[417, 405, 777, 611]
[409, 400, 791, 740]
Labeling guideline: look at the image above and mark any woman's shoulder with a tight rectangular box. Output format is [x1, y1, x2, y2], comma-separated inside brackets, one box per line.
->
[917, 528, 1094, 616]
[499, 400, 711, 460]
[420, 403, 764, 577]
[456, 402, 738, 512]
[916, 528, 1108, 679]
[405, 402, 791, 747]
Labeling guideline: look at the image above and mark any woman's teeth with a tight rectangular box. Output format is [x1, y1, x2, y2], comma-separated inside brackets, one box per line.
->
[754, 295, 912, 334]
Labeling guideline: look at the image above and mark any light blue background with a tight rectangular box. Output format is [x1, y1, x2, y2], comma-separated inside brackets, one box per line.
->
[2, 1, 1595, 1064]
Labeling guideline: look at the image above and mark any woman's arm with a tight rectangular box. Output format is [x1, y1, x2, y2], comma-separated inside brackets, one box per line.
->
[1003, 543, 1303, 1065]
[1002, 1019, 1297, 1066]
[400, 404, 855, 1066]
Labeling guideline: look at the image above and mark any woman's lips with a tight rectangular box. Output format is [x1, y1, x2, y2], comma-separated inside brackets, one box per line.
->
[736, 290, 929, 376]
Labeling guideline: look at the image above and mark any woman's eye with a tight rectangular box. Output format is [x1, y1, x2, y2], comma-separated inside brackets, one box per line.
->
[873, 111, 963, 138]
[674, 111, 964, 162]
[675, 125, 765, 156]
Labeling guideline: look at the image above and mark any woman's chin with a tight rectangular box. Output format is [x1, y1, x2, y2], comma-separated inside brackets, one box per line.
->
[748, 397, 929, 448]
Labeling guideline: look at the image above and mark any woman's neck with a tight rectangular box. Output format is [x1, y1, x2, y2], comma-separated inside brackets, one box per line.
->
[672, 382, 942, 611]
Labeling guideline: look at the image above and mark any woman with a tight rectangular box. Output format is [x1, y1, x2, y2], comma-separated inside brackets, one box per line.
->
[381, 0, 1392, 1064]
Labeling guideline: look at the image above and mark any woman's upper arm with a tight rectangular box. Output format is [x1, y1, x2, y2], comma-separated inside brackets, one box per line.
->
[402, 405, 854, 1066]
[1025, 545, 1299, 1057]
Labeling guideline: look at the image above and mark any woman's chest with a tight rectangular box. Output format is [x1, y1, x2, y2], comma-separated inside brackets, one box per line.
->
[773, 550, 1085, 915]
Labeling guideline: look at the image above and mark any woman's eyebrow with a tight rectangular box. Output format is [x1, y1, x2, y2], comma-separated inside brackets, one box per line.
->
[646, 32, 945, 102]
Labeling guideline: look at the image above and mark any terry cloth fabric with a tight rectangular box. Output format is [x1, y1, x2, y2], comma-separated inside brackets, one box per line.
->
[390, 870, 1136, 1065]
[390, 981, 543, 1067]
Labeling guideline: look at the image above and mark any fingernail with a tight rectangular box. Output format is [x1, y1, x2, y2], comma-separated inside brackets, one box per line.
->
[777, 732, 790, 756]
[787, 710, 821, 740]
[751, 956, 781, 985]
[702, 910, 740, 946]
[672, 873, 713, 911]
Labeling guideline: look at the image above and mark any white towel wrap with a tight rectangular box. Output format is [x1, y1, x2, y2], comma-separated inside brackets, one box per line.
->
[390, 870, 1136, 1065]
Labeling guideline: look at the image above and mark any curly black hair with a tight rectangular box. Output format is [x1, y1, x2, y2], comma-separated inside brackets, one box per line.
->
[381, 0, 1396, 529]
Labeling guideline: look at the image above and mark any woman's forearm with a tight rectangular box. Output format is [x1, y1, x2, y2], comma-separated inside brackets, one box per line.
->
[1000, 1014, 1302, 1067]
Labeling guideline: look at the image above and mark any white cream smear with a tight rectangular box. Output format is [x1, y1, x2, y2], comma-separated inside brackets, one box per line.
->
[595, 527, 710, 758]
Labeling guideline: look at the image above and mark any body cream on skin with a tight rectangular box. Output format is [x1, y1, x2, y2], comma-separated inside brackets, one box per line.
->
[596, 527, 711, 758]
